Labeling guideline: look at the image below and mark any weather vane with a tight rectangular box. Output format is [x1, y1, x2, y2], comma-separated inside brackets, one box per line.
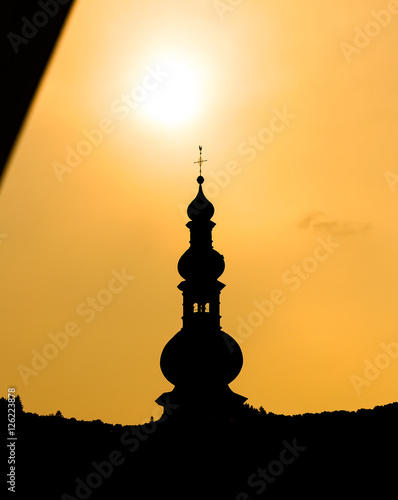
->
[194, 145, 207, 177]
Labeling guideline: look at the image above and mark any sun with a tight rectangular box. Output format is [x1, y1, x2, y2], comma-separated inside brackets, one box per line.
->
[140, 56, 202, 126]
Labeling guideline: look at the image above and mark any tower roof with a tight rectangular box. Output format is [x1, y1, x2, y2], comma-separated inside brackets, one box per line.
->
[187, 177, 215, 221]
[187, 146, 214, 221]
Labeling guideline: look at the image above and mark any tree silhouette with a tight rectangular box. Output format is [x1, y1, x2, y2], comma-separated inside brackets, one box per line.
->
[14, 394, 23, 413]
[2, 396, 397, 499]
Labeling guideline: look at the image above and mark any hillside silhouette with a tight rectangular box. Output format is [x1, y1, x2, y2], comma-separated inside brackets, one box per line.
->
[3, 397, 397, 499]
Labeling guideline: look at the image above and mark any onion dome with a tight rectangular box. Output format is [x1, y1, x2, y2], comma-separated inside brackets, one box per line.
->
[178, 247, 225, 281]
[187, 176, 215, 221]
[160, 327, 243, 387]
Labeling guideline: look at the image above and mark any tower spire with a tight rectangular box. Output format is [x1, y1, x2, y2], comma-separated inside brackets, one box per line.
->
[156, 148, 246, 417]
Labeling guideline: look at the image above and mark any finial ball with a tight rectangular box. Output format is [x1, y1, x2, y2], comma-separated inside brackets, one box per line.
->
[197, 175, 204, 185]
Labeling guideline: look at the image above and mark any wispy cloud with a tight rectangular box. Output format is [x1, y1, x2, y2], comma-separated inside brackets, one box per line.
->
[298, 211, 371, 236]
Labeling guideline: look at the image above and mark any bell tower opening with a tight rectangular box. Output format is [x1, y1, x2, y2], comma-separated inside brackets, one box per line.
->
[192, 302, 211, 314]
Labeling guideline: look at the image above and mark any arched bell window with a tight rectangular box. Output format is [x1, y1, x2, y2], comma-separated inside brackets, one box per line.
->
[193, 302, 210, 313]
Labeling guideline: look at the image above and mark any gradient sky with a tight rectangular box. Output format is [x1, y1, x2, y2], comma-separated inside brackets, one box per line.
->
[2, 0, 398, 425]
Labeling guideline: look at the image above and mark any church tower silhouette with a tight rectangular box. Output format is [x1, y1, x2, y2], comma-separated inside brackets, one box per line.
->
[156, 147, 246, 416]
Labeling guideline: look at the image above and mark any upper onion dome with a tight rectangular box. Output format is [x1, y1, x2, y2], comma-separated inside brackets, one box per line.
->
[187, 176, 215, 221]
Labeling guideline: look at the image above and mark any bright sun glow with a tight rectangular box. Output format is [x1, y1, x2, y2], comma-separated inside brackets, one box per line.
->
[140, 56, 201, 126]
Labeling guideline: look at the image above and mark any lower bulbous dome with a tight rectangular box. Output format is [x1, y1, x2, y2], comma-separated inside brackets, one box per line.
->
[178, 248, 225, 281]
[160, 327, 243, 387]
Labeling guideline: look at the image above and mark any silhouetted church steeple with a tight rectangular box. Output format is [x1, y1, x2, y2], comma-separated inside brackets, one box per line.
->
[178, 175, 225, 332]
[156, 147, 246, 416]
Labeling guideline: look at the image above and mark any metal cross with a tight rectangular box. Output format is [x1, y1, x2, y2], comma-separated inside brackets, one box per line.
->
[194, 145, 207, 176]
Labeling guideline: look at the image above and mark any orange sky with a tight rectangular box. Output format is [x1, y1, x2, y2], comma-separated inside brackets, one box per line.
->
[2, 0, 398, 425]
